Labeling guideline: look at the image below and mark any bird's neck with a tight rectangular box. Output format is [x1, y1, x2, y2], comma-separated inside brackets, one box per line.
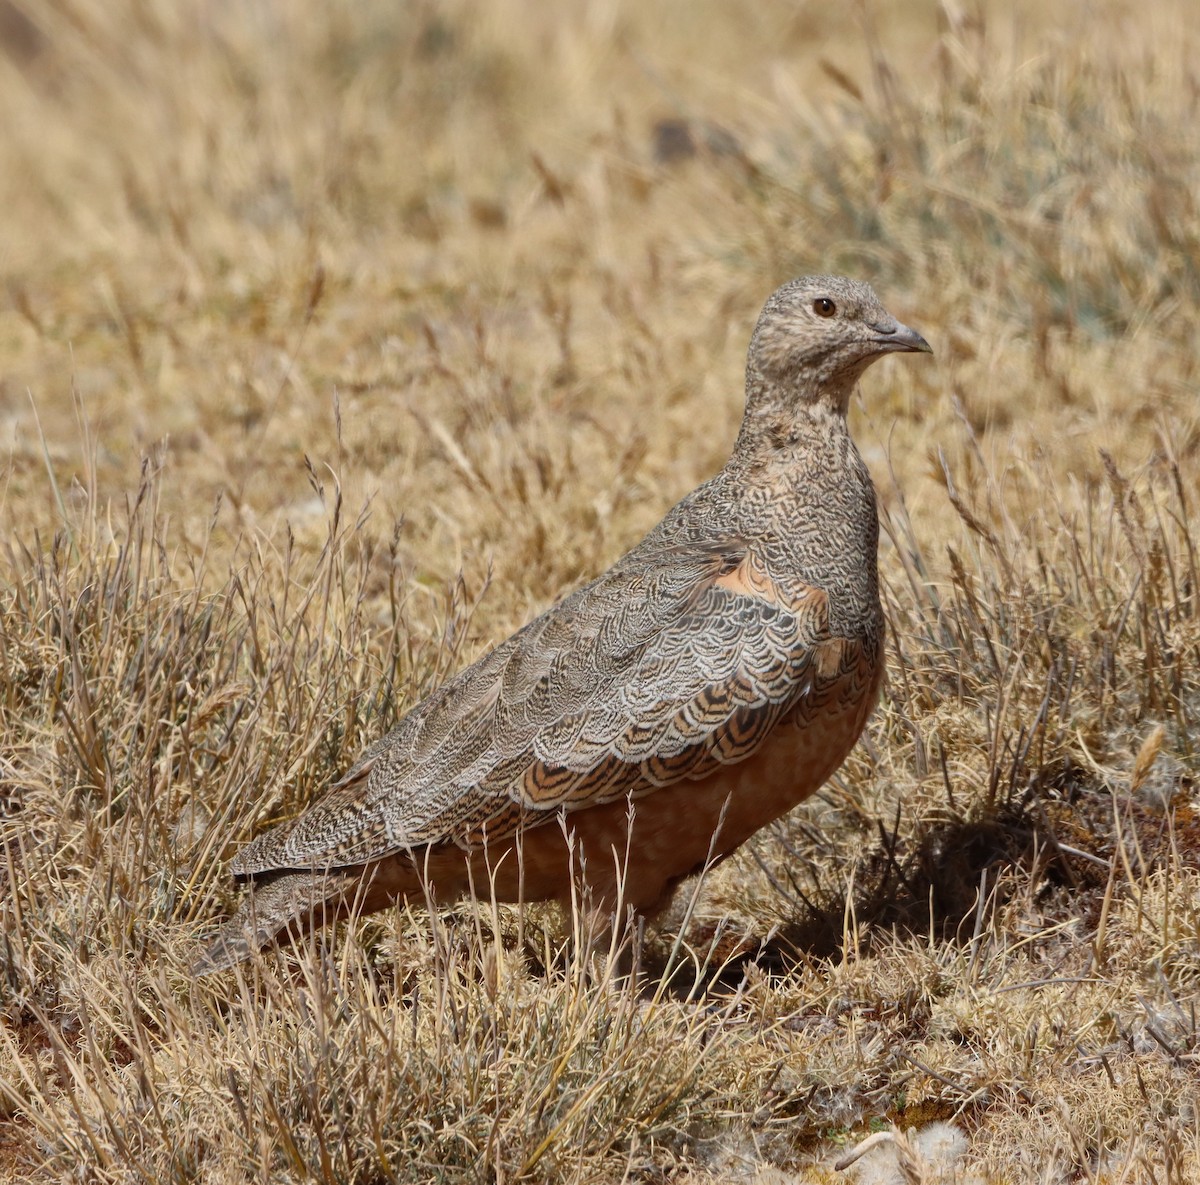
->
[732, 366, 857, 462]
[725, 370, 882, 640]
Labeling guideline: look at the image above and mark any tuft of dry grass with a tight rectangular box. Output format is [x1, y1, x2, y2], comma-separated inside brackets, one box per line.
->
[2, 0, 1200, 1179]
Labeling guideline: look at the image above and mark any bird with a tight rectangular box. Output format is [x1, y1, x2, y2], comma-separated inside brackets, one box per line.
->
[193, 275, 931, 974]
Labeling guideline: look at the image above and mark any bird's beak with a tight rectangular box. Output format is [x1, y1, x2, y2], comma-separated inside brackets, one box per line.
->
[871, 320, 933, 355]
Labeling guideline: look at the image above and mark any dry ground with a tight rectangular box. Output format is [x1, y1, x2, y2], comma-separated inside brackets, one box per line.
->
[2, 0, 1200, 1180]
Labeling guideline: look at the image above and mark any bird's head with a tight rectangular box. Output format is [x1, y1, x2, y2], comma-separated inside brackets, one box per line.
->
[746, 275, 931, 420]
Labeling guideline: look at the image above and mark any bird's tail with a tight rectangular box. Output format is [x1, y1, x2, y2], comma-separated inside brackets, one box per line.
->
[190, 869, 348, 976]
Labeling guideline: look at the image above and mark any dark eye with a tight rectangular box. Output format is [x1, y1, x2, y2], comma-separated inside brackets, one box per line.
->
[813, 297, 837, 317]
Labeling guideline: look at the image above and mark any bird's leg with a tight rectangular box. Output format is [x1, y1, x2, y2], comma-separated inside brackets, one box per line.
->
[559, 803, 653, 988]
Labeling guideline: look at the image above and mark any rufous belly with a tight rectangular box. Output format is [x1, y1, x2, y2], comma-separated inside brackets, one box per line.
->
[348, 664, 880, 921]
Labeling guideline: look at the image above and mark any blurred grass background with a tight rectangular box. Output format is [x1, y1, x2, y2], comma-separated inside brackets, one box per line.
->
[1, 0, 1199, 1180]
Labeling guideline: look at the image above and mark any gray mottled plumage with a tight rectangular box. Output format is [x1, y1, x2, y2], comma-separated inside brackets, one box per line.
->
[193, 275, 931, 974]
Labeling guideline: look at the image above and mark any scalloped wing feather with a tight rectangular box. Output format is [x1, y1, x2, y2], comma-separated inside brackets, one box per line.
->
[230, 542, 839, 874]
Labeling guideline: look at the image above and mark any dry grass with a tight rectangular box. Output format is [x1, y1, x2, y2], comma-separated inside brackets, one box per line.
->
[2, 0, 1200, 1179]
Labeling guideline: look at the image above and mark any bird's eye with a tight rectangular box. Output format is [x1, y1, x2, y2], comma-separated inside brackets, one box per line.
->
[813, 297, 837, 317]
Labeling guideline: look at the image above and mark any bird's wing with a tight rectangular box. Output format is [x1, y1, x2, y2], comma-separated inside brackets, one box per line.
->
[231, 540, 859, 875]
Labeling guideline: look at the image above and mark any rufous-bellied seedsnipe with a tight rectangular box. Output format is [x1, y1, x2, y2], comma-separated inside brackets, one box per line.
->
[193, 275, 932, 974]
